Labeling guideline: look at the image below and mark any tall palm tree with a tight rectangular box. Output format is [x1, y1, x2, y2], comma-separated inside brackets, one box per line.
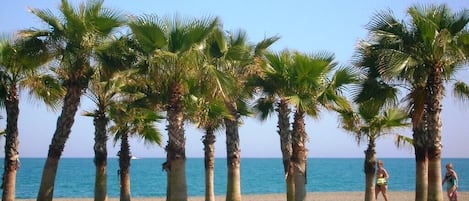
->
[250, 50, 298, 201]
[83, 35, 136, 201]
[183, 28, 241, 201]
[20, 1, 125, 200]
[108, 102, 162, 201]
[363, 4, 469, 201]
[0, 35, 61, 201]
[212, 30, 251, 201]
[206, 29, 278, 201]
[288, 52, 355, 201]
[128, 14, 219, 201]
[253, 50, 354, 201]
[353, 39, 430, 201]
[338, 104, 409, 201]
[186, 96, 228, 201]
[196, 27, 259, 201]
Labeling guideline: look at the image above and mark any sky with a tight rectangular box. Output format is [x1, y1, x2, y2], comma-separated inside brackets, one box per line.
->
[1, 0, 468, 158]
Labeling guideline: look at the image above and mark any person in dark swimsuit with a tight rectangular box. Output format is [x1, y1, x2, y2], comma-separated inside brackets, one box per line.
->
[375, 160, 389, 201]
[442, 163, 458, 201]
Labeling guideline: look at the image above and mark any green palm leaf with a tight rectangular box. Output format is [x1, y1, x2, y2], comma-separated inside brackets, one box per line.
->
[128, 15, 167, 53]
[453, 81, 469, 103]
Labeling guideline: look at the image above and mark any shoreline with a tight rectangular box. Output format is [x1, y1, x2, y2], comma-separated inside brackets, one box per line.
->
[17, 191, 469, 201]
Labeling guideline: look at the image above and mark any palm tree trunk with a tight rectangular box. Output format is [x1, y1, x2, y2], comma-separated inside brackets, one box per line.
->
[276, 99, 294, 201]
[415, 147, 428, 201]
[426, 67, 444, 201]
[203, 127, 216, 201]
[291, 110, 307, 201]
[364, 138, 376, 201]
[119, 132, 131, 201]
[225, 117, 241, 201]
[164, 83, 187, 201]
[427, 154, 443, 201]
[37, 85, 83, 201]
[225, 100, 241, 201]
[94, 107, 108, 201]
[2, 89, 20, 201]
[413, 120, 428, 201]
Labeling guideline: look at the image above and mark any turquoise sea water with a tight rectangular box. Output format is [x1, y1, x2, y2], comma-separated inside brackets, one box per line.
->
[6, 158, 468, 198]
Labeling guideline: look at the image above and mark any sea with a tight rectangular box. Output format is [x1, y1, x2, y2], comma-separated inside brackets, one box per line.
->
[5, 158, 468, 199]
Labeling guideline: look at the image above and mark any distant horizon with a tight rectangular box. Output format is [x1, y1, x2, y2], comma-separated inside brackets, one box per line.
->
[12, 156, 469, 159]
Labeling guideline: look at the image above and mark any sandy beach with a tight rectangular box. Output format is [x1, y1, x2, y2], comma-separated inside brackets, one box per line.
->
[18, 191, 469, 201]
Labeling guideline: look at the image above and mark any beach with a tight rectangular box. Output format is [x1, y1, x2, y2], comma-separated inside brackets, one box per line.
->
[17, 191, 469, 201]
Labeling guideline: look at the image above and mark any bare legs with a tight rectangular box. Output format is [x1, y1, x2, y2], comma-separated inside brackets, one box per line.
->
[447, 187, 458, 201]
[375, 184, 389, 201]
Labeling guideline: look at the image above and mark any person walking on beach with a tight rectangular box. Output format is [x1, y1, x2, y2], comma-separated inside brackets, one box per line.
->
[375, 160, 389, 201]
[442, 163, 459, 201]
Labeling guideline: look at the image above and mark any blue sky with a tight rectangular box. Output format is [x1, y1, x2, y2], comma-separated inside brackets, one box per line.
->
[1, 0, 468, 158]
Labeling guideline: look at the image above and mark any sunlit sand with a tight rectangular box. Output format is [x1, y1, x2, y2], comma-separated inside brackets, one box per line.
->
[17, 191, 469, 201]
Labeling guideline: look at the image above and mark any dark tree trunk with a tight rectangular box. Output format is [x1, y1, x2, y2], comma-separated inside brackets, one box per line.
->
[415, 147, 428, 201]
[276, 99, 294, 201]
[37, 84, 83, 201]
[225, 100, 241, 201]
[413, 118, 428, 201]
[364, 138, 376, 201]
[94, 106, 108, 201]
[203, 127, 216, 201]
[426, 66, 444, 201]
[164, 83, 187, 201]
[119, 133, 131, 201]
[2, 87, 20, 201]
[291, 109, 307, 201]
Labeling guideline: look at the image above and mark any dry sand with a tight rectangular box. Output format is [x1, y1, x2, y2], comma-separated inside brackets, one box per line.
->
[18, 191, 469, 201]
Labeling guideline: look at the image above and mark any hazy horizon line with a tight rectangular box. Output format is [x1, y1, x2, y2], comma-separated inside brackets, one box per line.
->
[13, 156, 468, 159]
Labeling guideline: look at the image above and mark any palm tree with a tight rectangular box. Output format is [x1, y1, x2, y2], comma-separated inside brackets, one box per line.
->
[195, 27, 261, 201]
[128, 14, 219, 201]
[337, 104, 409, 201]
[353, 39, 429, 201]
[250, 50, 298, 201]
[207, 29, 278, 201]
[292, 52, 355, 201]
[20, 1, 125, 200]
[363, 4, 469, 200]
[186, 96, 228, 201]
[198, 106, 225, 201]
[255, 50, 352, 201]
[184, 28, 240, 201]
[83, 35, 136, 201]
[0, 35, 61, 201]
[108, 102, 162, 201]
[253, 50, 355, 201]
[213, 30, 252, 201]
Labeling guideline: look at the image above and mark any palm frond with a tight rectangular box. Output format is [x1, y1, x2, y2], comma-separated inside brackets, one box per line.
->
[453, 81, 469, 103]
[205, 28, 227, 59]
[254, 35, 281, 56]
[395, 134, 414, 150]
[449, 8, 469, 35]
[382, 108, 410, 128]
[164, 14, 219, 54]
[26, 7, 64, 34]
[252, 97, 276, 121]
[128, 14, 168, 53]
[23, 74, 64, 111]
